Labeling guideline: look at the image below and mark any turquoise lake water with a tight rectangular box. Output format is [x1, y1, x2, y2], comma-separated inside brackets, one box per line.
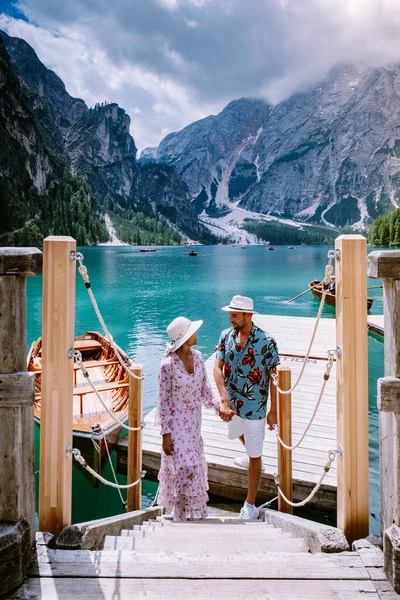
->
[27, 245, 384, 533]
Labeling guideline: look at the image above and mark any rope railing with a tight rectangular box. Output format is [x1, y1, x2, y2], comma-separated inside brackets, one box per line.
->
[272, 250, 335, 396]
[74, 350, 144, 433]
[98, 422, 127, 507]
[273, 348, 336, 451]
[72, 448, 145, 489]
[270, 248, 339, 508]
[273, 449, 338, 508]
[74, 252, 144, 381]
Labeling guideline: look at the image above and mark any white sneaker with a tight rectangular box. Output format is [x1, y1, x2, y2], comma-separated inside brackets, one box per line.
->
[234, 456, 249, 468]
[234, 456, 266, 473]
[239, 503, 260, 520]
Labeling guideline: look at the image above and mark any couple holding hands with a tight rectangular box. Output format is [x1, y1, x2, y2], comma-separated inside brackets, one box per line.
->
[156, 295, 280, 521]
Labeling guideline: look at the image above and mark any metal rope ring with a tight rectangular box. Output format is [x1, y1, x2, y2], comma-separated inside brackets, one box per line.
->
[328, 449, 337, 462]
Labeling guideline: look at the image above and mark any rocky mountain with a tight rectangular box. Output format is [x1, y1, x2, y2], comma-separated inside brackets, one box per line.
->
[142, 98, 270, 218]
[0, 31, 205, 244]
[142, 65, 400, 229]
[1, 30, 87, 162]
[0, 33, 61, 237]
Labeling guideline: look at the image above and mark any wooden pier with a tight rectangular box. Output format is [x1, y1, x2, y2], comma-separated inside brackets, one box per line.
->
[368, 315, 384, 336]
[119, 314, 339, 514]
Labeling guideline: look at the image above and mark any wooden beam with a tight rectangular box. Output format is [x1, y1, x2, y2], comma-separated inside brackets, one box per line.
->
[39, 236, 76, 535]
[367, 250, 400, 280]
[0, 247, 42, 591]
[127, 366, 143, 512]
[368, 250, 400, 540]
[0, 247, 42, 277]
[277, 365, 293, 514]
[0, 276, 35, 536]
[378, 377, 400, 412]
[335, 235, 369, 543]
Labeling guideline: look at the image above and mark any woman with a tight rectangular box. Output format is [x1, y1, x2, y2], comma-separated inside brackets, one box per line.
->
[156, 316, 220, 521]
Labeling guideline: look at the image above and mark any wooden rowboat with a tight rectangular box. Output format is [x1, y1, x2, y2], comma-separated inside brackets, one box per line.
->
[309, 278, 373, 311]
[28, 331, 133, 486]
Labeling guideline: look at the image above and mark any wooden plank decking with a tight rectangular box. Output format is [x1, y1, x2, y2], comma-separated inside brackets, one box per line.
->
[368, 315, 384, 336]
[119, 315, 339, 513]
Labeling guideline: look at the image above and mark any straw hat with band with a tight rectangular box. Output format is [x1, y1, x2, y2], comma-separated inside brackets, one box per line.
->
[164, 316, 203, 355]
[221, 295, 258, 314]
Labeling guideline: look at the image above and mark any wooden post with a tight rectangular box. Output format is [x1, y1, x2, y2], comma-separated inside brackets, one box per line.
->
[368, 250, 400, 591]
[335, 235, 369, 543]
[127, 366, 143, 512]
[0, 247, 42, 595]
[39, 237, 76, 534]
[277, 365, 293, 514]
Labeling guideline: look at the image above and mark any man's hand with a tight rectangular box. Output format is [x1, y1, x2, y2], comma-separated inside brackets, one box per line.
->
[219, 400, 234, 422]
[162, 433, 174, 456]
[266, 409, 278, 431]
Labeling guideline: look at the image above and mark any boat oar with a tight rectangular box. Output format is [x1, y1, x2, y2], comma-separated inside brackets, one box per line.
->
[286, 287, 312, 304]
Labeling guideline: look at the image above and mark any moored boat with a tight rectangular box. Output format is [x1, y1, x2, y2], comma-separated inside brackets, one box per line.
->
[189, 250, 197, 256]
[28, 331, 133, 486]
[139, 248, 157, 252]
[309, 278, 373, 310]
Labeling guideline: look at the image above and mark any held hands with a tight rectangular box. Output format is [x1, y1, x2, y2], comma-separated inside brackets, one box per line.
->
[267, 409, 278, 431]
[162, 433, 174, 456]
[218, 399, 234, 422]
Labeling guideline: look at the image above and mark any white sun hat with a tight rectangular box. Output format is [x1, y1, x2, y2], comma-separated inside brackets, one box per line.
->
[221, 295, 258, 314]
[165, 316, 203, 355]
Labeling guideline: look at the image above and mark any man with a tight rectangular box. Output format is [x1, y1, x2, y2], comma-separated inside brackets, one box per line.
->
[214, 295, 280, 520]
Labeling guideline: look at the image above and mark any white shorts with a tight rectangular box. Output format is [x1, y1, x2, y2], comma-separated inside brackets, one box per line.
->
[227, 415, 266, 458]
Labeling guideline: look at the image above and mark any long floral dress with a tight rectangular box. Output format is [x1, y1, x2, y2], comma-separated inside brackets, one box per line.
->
[156, 349, 220, 521]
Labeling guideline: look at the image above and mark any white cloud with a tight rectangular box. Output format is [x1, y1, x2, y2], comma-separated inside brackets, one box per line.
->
[2, 0, 400, 150]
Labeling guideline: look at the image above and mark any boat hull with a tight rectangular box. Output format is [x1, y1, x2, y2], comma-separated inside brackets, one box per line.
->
[309, 280, 373, 310]
[29, 331, 132, 487]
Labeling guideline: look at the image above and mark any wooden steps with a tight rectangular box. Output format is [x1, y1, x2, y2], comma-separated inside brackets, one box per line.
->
[11, 516, 393, 599]
[9, 578, 385, 599]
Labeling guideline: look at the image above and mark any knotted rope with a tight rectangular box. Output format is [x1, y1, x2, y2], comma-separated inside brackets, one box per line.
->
[273, 449, 338, 508]
[73, 448, 145, 489]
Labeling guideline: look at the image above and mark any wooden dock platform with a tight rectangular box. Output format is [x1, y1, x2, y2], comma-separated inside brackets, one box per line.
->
[118, 315, 340, 514]
[368, 315, 384, 336]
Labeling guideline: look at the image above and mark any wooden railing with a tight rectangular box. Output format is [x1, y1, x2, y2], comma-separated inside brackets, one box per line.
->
[0, 247, 42, 595]
[368, 249, 400, 593]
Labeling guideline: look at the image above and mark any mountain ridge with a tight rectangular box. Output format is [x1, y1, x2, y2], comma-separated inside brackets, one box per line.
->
[0, 30, 210, 245]
[142, 64, 400, 230]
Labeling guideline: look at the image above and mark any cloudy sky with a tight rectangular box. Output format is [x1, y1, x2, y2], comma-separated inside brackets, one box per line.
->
[1, 0, 400, 152]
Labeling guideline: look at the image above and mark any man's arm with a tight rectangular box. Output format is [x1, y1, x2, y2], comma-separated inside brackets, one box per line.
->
[213, 358, 234, 422]
[266, 368, 278, 430]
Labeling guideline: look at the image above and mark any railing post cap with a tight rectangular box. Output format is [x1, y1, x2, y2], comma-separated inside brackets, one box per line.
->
[367, 250, 400, 280]
[0, 247, 42, 276]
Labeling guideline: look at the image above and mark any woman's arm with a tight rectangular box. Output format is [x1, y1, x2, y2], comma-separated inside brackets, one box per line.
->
[200, 356, 220, 410]
[157, 361, 175, 456]
[156, 361, 173, 435]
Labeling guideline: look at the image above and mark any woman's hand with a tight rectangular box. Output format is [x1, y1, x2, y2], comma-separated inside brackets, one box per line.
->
[162, 433, 174, 456]
[219, 400, 234, 422]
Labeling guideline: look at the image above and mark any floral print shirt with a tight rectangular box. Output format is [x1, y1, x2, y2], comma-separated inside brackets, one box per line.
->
[216, 324, 280, 420]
